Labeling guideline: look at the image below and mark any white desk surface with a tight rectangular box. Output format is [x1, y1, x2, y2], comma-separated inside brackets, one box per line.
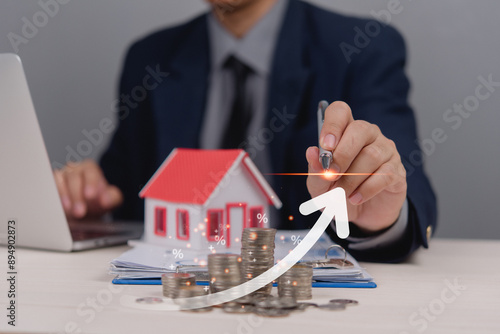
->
[1, 238, 499, 334]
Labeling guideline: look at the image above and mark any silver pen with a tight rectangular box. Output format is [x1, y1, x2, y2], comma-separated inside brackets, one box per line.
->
[317, 100, 333, 172]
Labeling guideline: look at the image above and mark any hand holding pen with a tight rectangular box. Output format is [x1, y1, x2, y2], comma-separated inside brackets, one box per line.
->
[306, 101, 408, 234]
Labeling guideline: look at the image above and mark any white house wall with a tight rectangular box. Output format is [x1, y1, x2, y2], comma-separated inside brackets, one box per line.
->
[206, 165, 271, 251]
[144, 198, 203, 250]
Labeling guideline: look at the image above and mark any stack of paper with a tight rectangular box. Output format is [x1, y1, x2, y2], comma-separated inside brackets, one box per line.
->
[109, 231, 376, 288]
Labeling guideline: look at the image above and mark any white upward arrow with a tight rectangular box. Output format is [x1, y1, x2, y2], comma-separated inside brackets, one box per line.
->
[299, 187, 350, 239]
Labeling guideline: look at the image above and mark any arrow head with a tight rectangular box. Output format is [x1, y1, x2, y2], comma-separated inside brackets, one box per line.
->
[299, 188, 350, 239]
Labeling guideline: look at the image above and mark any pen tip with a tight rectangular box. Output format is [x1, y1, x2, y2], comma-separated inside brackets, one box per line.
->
[320, 155, 331, 172]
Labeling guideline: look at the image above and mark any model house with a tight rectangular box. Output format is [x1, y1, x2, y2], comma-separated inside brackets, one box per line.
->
[139, 149, 282, 251]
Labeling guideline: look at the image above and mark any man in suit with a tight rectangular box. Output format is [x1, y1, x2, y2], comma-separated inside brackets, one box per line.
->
[53, 0, 437, 262]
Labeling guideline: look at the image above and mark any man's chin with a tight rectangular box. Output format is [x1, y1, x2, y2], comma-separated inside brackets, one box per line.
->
[206, 0, 252, 11]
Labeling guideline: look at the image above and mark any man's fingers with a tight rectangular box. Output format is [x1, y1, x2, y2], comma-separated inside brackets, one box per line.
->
[63, 168, 86, 218]
[100, 185, 124, 209]
[54, 160, 122, 220]
[332, 120, 380, 176]
[82, 161, 106, 200]
[334, 137, 394, 197]
[53, 170, 71, 212]
[319, 101, 354, 151]
[347, 160, 407, 205]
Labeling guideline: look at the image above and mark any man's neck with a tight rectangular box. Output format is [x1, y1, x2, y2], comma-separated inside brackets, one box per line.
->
[213, 0, 279, 38]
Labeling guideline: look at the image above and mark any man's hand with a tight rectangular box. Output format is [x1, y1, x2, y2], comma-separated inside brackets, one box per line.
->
[306, 101, 407, 234]
[53, 160, 123, 220]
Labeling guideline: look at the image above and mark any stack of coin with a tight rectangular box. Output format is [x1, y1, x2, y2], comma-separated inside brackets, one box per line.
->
[277, 264, 313, 300]
[240, 228, 276, 295]
[173, 286, 212, 312]
[252, 295, 299, 317]
[207, 254, 243, 295]
[161, 273, 196, 298]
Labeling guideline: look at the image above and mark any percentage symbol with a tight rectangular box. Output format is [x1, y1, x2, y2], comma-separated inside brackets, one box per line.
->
[257, 213, 268, 226]
[172, 249, 184, 259]
[291, 235, 302, 245]
[215, 235, 226, 246]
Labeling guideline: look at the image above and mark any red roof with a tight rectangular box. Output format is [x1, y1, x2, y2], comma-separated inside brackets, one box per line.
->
[139, 149, 277, 205]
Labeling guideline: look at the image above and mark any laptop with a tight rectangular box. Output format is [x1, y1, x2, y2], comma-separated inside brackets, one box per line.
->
[0, 53, 143, 251]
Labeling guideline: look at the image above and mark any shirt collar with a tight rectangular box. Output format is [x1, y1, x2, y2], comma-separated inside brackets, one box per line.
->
[208, 0, 289, 75]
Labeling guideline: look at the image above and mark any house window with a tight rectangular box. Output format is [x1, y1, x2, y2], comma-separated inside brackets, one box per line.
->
[207, 209, 223, 241]
[176, 210, 189, 240]
[249, 207, 264, 228]
[154, 207, 167, 236]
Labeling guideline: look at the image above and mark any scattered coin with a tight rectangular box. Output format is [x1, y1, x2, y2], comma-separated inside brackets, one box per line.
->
[254, 296, 282, 309]
[329, 299, 359, 306]
[222, 302, 254, 314]
[136, 297, 163, 304]
[254, 307, 291, 318]
[278, 296, 299, 309]
[183, 307, 213, 313]
[318, 303, 346, 311]
[297, 302, 319, 309]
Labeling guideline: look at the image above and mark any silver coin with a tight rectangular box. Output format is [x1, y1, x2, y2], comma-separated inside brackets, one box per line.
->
[292, 304, 307, 312]
[136, 297, 164, 304]
[181, 306, 213, 313]
[277, 264, 313, 300]
[297, 302, 318, 309]
[318, 303, 346, 311]
[329, 299, 359, 306]
[278, 296, 299, 309]
[223, 303, 254, 314]
[208, 254, 243, 294]
[233, 295, 254, 305]
[254, 296, 281, 309]
[254, 307, 291, 318]
[250, 292, 271, 303]
[162, 273, 197, 298]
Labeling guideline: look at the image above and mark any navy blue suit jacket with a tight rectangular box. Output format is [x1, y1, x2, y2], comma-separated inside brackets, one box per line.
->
[101, 0, 437, 262]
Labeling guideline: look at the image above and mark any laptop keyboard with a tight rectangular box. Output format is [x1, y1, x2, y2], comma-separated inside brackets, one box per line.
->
[70, 229, 126, 241]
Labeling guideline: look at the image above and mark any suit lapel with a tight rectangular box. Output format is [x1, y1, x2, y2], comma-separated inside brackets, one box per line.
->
[152, 15, 211, 160]
[268, 0, 312, 174]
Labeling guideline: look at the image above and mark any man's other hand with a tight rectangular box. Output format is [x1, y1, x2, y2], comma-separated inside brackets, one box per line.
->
[53, 160, 123, 220]
[306, 101, 407, 234]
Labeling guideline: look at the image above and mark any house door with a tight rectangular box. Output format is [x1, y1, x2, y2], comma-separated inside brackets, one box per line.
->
[226, 203, 246, 249]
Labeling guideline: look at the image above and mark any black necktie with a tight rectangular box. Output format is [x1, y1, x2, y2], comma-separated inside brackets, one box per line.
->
[221, 55, 253, 149]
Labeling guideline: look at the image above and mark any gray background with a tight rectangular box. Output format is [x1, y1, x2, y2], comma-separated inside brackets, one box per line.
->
[1, 0, 499, 239]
